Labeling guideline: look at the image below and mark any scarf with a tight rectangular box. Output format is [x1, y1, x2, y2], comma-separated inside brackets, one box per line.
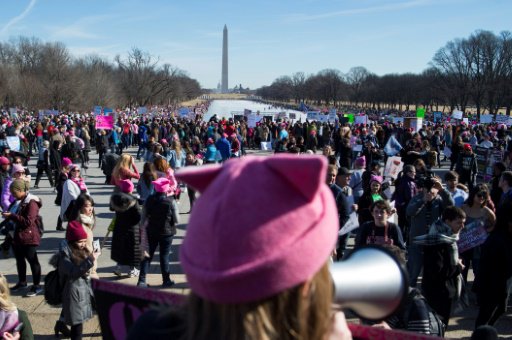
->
[0, 309, 18, 334]
[78, 213, 95, 230]
[71, 177, 87, 192]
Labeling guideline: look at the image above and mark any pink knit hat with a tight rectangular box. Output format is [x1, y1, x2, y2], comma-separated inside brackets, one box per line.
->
[355, 155, 366, 167]
[61, 157, 72, 167]
[176, 155, 338, 304]
[118, 179, 134, 193]
[66, 220, 88, 242]
[152, 177, 171, 193]
[11, 164, 25, 174]
[370, 175, 383, 184]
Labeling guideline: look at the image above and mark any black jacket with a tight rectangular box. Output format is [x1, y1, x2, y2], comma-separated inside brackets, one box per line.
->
[110, 192, 142, 267]
[144, 192, 177, 237]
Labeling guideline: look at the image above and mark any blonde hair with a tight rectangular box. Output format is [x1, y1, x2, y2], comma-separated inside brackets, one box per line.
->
[112, 154, 132, 182]
[184, 261, 333, 340]
[0, 274, 17, 311]
[172, 140, 183, 160]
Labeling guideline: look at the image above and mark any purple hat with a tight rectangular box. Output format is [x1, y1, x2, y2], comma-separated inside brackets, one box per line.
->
[61, 157, 72, 167]
[355, 155, 366, 167]
[176, 155, 338, 304]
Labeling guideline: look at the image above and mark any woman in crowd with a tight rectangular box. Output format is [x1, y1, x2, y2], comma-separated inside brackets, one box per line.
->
[137, 178, 178, 288]
[49, 140, 62, 186]
[460, 184, 496, 283]
[97, 130, 109, 169]
[60, 165, 88, 224]
[52, 221, 99, 339]
[167, 140, 186, 170]
[55, 158, 72, 231]
[111, 154, 140, 188]
[68, 193, 98, 279]
[355, 200, 405, 250]
[34, 140, 54, 189]
[1, 164, 26, 212]
[80, 128, 92, 167]
[153, 156, 178, 196]
[136, 162, 157, 205]
[357, 175, 387, 227]
[2, 180, 43, 297]
[203, 138, 218, 164]
[128, 155, 352, 339]
[110, 179, 142, 278]
[0, 273, 34, 340]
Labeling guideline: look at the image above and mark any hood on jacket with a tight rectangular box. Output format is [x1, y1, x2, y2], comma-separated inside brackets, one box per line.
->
[49, 240, 71, 268]
[23, 193, 42, 208]
[110, 192, 138, 213]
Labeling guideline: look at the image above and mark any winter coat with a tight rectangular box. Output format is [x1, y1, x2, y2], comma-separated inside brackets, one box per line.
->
[110, 192, 141, 267]
[455, 152, 478, 186]
[136, 179, 154, 203]
[406, 190, 454, 240]
[60, 179, 82, 221]
[215, 138, 231, 161]
[144, 192, 178, 238]
[10, 194, 42, 246]
[51, 240, 95, 326]
[1, 176, 14, 211]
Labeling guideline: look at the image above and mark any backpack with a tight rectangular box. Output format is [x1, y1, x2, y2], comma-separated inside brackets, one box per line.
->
[404, 289, 445, 337]
[44, 269, 62, 306]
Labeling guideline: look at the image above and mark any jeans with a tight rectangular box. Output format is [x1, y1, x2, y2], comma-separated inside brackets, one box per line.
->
[13, 244, 41, 286]
[138, 235, 174, 284]
[407, 243, 423, 287]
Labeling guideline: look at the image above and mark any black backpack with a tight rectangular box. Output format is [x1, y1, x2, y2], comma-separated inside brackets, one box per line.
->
[404, 289, 445, 337]
[44, 269, 62, 306]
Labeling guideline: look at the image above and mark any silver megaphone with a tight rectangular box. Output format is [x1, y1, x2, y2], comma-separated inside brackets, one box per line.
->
[330, 246, 409, 320]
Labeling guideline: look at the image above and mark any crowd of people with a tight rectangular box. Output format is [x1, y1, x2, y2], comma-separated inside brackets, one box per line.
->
[0, 104, 511, 339]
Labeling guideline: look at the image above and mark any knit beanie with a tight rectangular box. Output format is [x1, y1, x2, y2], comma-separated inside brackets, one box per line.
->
[66, 220, 88, 242]
[10, 179, 29, 193]
[118, 179, 134, 193]
[61, 157, 72, 167]
[152, 177, 171, 193]
[355, 155, 366, 168]
[11, 164, 24, 174]
[176, 155, 338, 304]
[0, 156, 10, 165]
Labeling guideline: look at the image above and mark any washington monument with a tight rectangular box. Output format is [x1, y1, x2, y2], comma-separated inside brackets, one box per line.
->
[221, 25, 228, 93]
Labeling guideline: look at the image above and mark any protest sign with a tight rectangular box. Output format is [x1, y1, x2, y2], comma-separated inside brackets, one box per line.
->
[480, 114, 493, 124]
[179, 107, 189, 117]
[137, 106, 147, 114]
[95, 116, 114, 130]
[307, 111, 319, 121]
[103, 108, 113, 115]
[260, 141, 272, 151]
[384, 135, 402, 156]
[344, 114, 355, 124]
[393, 117, 404, 124]
[384, 157, 404, 179]
[317, 115, 328, 123]
[339, 212, 359, 236]
[463, 118, 469, 125]
[248, 114, 263, 128]
[474, 146, 490, 180]
[405, 117, 423, 133]
[457, 220, 488, 253]
[6, 136, 20, 151]
[289, 113, 296, 120]
[93, 106, 102, 116]
[452, 110, 463, 120]
[354, 115, 367, 125]
[38, 110, 44, 120]
[91, 279, 184, 340]
[352, 144, 363, 152]
[495, 114, 512, 126]
[433, 111, 443, 123]
[416, 107, 425, 118]
[244, 109, 252, 116]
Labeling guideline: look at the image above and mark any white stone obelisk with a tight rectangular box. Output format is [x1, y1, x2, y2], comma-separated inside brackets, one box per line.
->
[221, 25, 228, 93]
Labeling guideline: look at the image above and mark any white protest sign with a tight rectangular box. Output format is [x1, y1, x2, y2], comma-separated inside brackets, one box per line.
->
[452, 110, 463, 120]
[248, 114, 263, 128]
[353, 144, 363, 152]
[409, 118, 423, 133]
[354, 115, 368, 125]
[260, 141, 272, 151]
[495, 115, 512, 126]
[6, 136, 20, 151]
[384, 156, 404, 179]
[480, 114, 493, 124]
[307, 111, 319, 121]
[289, 113, 296, 120]
[463, 118, 469, 125]
[339, 212, 359, 236]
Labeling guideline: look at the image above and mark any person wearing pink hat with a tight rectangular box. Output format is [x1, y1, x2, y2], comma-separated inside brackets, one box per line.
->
[136, 177, 179, 288]
[455, 142, 478, 190]
[128, 155, 352, 339]
[60, 165, 88, 224]
[50, 220, 99, 338]
[110, 178, 142, 278]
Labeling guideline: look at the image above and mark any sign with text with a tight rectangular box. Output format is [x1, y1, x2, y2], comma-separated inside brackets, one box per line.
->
[495, 114, 512, 126]
[474, 146, 490, 180]
[91, 279, 184, 340]
[6, 136, 20, 151]
[384, 156, 404, 179]
[95, 115, 114, 130]
[457, 220, 488, 253]
[452, 110, 463, 120]
[94, 106, 102, 116]
[480, 114, 493, 124]
[354, 115, 367, 125]
[433, 111, 443, 123]
[307, 111, 320, 121]
[247, 114, 263, 128]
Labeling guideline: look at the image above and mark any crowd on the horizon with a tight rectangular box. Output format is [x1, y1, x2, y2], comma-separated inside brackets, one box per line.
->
[0, 102, 511, 339]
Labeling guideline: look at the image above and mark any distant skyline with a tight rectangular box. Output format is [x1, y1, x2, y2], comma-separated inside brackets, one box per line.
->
[1, 0, 511, 89]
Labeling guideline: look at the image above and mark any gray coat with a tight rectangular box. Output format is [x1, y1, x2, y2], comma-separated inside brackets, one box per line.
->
[52, 240, 95, 326]
[406, 189, 454, 241]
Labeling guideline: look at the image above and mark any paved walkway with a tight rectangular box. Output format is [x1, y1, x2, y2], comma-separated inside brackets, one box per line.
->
[1, 148, 511, 339]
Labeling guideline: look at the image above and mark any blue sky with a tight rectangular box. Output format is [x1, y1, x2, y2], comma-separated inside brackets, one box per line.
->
[0, 0, 510, 89]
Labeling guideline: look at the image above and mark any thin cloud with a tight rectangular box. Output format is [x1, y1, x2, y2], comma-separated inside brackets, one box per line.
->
[284, 0, 431, 22]
[48, 14, 117, 40]
[0, 0, 37, 36]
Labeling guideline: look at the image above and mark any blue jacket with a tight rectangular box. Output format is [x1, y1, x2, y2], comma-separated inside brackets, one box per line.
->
[204, 144, 218, 162]
[215, 138, 231, 160]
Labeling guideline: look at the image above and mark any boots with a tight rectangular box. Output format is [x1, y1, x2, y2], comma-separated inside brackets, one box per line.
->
[54, 320, 71, 338]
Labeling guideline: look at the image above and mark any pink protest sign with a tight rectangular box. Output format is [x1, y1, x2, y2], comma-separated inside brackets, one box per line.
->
[95, 115, 114, 130]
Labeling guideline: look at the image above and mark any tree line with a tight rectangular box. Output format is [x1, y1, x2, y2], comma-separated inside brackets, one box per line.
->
[0, 37, 202, 112]
[256, 30, 512, 117]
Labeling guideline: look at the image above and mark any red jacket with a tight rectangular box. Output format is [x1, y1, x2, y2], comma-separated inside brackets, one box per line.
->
[11, 194, 42, 246]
